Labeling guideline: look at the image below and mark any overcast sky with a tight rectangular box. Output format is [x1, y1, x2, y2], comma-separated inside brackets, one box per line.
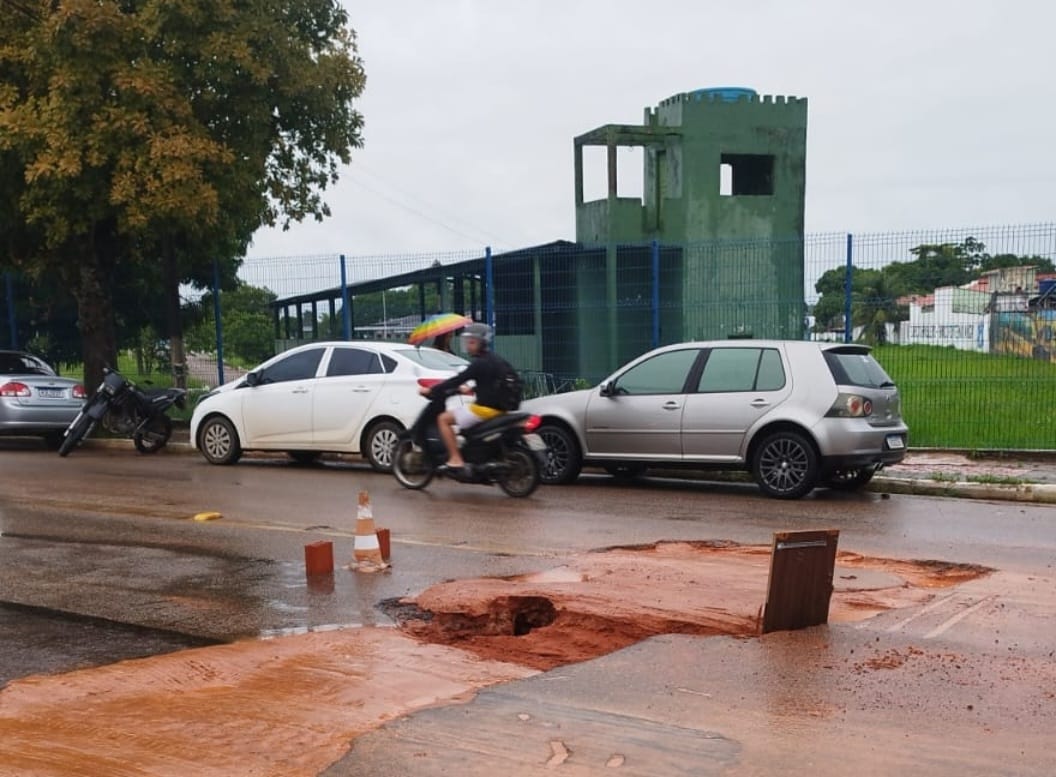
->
[246, 0, 1056, 260]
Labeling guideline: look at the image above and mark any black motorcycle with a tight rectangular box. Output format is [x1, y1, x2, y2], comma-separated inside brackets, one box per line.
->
[391, 379, 547, 498]
[58, 367, 187, 457]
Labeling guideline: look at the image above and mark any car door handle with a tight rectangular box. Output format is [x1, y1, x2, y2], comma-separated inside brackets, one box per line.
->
[291, 387, 309, 394]
[750, 398, 770, 407]
[351, 387, 373, 393]
[663, 401, 681, 410]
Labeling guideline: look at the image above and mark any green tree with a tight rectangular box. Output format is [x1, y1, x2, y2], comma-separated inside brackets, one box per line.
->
[186, 282, 277, 366]
[978, 253, 1056, 275]
[0, 0, 365, 389]
[851, 269, 903, 345]
[811, 238, 1050, 337]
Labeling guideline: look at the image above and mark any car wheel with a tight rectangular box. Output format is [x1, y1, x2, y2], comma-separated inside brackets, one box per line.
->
[604, 463, 646, 482]
[826, 466, 876, 491]
[287, 451, 322, 466]
[752, 430, 818, 499]
[536, 423, 582, 485]
[364, 420, 403, 472]
[43, 432, 64, 451]
[198, 415, 242, 465]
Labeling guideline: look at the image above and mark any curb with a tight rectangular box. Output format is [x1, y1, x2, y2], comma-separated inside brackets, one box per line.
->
[869, 476, 1056, 505]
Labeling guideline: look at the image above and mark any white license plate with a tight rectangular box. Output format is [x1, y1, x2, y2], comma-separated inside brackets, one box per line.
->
[37, 389, 65, 399]
[886, 435, 905, 450]
[524, 433, 547, 452]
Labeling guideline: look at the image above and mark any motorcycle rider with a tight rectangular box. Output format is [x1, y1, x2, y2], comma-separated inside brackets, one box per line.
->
[418, 322, 511, 478]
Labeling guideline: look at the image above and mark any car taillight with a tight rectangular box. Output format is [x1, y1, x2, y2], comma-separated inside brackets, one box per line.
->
[0, 381, 31, 398]
[73, 384, 87, 399]
[827, 393, 873, 418]
[523, 415, 542, 432]
[417, 378, 442, 388]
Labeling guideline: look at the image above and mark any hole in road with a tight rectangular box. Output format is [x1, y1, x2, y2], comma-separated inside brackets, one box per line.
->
[390, 541, 994, 671]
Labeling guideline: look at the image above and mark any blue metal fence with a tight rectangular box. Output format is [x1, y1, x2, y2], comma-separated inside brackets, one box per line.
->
[3, 222, 1054, 449]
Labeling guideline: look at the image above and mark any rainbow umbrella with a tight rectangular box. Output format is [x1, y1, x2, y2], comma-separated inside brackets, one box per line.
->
[408, 313, 473, 346]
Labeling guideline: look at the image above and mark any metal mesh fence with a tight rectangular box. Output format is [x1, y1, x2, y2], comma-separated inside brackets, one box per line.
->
[4, 223, 1055, 450]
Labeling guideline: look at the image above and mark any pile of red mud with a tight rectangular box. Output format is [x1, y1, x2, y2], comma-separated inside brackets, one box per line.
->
[400, 541, 989, 670]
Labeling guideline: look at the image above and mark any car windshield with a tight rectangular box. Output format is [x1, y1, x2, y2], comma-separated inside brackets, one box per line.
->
[823, 349, 896, 389]
[394, 348, 468, 371]
[0, 352, 55, 376]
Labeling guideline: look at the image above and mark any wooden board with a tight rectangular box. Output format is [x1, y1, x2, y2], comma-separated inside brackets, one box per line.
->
[762, 529, 839, 634]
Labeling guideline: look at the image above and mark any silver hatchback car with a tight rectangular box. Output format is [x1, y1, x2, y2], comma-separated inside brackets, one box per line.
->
[523, 340, 908, 499]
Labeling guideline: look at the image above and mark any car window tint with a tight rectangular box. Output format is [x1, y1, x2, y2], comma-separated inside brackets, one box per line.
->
[393, 347, 468, 371]
[327, 347, 382, 377]
[381, 354, 397, 373]
[823, 351, 895, 389]
[262, 349, 324, 383]
[616, 349, 698, 394]
[755, 349, 786, 391]
[0, 352, 54, 376]
[697, 348, 762, 393]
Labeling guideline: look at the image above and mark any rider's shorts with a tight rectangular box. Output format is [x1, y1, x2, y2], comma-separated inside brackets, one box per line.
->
[452, 403, 502, 430]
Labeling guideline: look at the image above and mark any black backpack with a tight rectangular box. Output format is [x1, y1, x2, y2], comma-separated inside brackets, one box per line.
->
[494, 358, 523, 411]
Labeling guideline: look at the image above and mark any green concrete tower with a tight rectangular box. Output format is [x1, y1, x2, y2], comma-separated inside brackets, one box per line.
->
[573, 87, 807, 366]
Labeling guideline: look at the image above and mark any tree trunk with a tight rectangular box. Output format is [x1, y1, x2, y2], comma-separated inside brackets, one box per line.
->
[75, 252, 118, 392]
[163, 236, 187, 389]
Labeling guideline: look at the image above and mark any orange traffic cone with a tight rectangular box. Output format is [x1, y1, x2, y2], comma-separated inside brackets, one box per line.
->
[350, 490, 388, 571]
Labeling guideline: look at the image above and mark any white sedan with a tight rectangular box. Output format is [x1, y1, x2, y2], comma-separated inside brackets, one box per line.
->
[190, 341, 467, 470]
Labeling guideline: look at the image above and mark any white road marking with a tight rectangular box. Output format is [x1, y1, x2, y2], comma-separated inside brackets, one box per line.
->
[924, 595, 997, 639]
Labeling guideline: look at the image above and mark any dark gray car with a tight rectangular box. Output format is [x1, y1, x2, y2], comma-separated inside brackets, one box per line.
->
[523, 340, 908, 499]
[0, 351, 86, 449]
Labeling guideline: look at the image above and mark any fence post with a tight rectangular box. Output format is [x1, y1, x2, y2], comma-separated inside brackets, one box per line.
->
[651, 240, 661, 348]
[844, 233, 854, 344]
[212, 258, 224, 387]
[4, 272, 16, 350]
[485, 246, 495, 329]
[340, 254, 351, 340]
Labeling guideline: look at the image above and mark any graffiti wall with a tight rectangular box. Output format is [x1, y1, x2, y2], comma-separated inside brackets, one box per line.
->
[991, 310, 1056, 363]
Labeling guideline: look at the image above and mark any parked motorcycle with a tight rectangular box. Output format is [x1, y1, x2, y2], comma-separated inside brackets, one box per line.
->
[58, 367, 187, 457]
[391, 378, 547, 498]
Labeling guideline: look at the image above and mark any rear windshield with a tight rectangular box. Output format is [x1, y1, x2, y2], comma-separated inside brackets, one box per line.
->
[823, 349, 896, 389]
[394, 348, 468, 371]
[0, 352, 55, 376]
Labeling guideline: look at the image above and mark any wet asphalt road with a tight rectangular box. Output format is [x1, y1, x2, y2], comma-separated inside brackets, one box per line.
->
[2, 439, 1055, 687]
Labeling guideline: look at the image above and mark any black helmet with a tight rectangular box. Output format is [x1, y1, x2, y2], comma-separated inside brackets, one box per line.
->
[460, 322, 493, 347]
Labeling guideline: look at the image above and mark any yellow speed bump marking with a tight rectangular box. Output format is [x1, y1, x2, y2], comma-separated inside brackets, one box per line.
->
[193, 511, 223, 522]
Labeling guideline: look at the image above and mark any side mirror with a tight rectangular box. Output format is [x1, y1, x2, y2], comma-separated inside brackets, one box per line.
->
[599, 380, 615, 397]
[245, 371, 261, 388]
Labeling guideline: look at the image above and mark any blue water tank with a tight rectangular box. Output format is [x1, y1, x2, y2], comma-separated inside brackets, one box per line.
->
[692, 87, 758, 102]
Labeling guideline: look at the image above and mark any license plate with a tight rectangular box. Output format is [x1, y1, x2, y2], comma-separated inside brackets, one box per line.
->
[886, 435, 905, 450]
[523, 433, 547, 452]
[37, 388, 65, 399]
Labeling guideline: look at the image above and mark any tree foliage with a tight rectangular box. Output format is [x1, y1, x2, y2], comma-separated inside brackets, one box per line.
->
[0, 0, 365, 388]
[812, 238, 1055, 338]
[186, 282, 277, 366]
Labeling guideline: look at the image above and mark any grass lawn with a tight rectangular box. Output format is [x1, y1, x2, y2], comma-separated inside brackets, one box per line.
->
[873, 345, 1056, 450]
